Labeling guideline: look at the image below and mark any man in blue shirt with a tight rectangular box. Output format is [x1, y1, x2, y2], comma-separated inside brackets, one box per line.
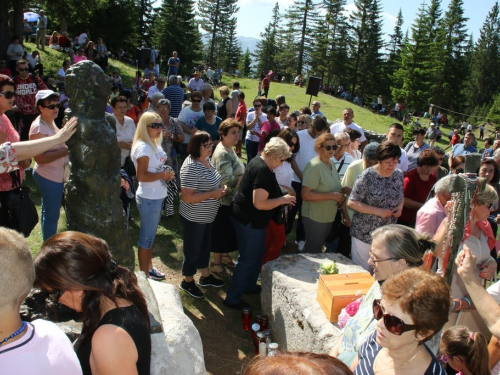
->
[448, 131, 477, 167]
[311, 100, 323, 118]
[161, 75, 185, 118]
[167, 51, 180, 79]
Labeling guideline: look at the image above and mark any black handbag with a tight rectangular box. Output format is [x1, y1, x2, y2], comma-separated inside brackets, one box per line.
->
[6, 170, 38, 237]
[272, 204, 286, 225]
[123, 156, 136, 177]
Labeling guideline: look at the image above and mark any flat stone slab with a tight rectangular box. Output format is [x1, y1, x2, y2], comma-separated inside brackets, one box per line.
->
[261, 253, 367, 354]
[136, 271, 163, 334]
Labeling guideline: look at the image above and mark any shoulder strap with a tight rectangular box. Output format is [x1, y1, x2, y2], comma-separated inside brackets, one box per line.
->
[30, 74, 39, 91]
[9, 169, 21, 189]
[337, 158, 345, 173]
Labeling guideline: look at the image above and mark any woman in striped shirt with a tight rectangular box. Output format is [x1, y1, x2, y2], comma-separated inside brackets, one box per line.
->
[179, 131, 227, 299]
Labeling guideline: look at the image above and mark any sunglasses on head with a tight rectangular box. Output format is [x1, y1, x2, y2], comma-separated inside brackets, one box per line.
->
[373, 299, 416, 335]
[48, 289, 65, 304]
[321, 145, 337, 151]
[148, 122, 162, 129]
[0, 91, 15, 99]
[42, 103, 60, 109]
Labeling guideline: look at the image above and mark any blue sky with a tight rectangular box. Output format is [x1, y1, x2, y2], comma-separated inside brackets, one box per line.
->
[153, 0, 496, 42]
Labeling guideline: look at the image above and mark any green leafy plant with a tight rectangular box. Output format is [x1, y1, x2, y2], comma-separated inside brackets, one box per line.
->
[319, 261, 339, 275]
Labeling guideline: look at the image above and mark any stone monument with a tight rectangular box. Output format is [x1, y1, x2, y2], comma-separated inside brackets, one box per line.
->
[63, 61, 134, 268]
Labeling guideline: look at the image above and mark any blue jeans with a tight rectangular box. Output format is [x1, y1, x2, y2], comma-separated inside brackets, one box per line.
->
[181, 216, 212, 276]
[225, 217, 267, 304]
[33, 171, 64, 241]
[136, 195, 164, 248]
[245, 140, 259, 164]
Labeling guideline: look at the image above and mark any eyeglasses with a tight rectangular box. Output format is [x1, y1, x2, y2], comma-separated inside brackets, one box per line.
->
[0, 91, 15, 99]
[42, 103, 60, 109]
[321, 145, 337, 151]
[48, 289, 65, 303]
[192, 99, 201, 103]
[254, 104, 262, 107]
[477, 200, 494, 210]
[148, 122, 162, 129]
[18, 67, 29, 72]
[369, 251, 396, 264]
[372, 299, 416, 335]
[202, 142, 213, 148]
[337, 143, 350, 149]
[298, 121, 306, 124]
[288, 141, 297, 147]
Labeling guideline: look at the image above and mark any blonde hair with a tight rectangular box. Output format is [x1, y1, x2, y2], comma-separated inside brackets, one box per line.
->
[0, 228, 34, 312]
[475, 183, 498, 205]
[219, 85, 230, 96]
[262, 137, 292, 161]
[132, 112, 162, 151]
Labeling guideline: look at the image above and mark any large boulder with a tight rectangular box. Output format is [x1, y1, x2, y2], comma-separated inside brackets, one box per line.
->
[148, 280, 206, 375]
[261, 253, 367, 354]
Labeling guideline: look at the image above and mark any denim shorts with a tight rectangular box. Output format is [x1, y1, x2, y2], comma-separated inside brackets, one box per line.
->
[136, 195, 164, 249]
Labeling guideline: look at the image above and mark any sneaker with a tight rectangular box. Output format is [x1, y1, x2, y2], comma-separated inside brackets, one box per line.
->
[244, 285, 262, 294]
[296, 240, 305, 252]
[198, 274, 225, 288]
[223, 300, 250, 310]
[179, 280, 205, 298]
[148, 268, 166, 281]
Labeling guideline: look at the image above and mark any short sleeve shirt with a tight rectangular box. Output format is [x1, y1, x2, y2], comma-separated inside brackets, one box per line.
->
[302, 157, 342, 223]
[400, 168, 437, 225]
[161, 117, 183, 166]
[212, 144, 245, 205]
[188, 77, 203, 92]
[245, 112, 266, 142]
[329, 121, 367, 142]
[451, 143, 477, 157]
[232, 156, 282, 229]
[131, 140, 168, 200]
[180, 156, 222, 223]
[178, 106, 204, 144]
[350, 167, 404, 244]
[404, 141, 430, 171]
[194, 116, 222, 141]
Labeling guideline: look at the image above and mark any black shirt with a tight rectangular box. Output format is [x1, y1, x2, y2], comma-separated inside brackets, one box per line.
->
[232, 156, 282, 229]
[77, 305, 151, 375]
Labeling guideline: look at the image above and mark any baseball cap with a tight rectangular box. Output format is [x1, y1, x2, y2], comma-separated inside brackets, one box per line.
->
[36, 90, 59, 103]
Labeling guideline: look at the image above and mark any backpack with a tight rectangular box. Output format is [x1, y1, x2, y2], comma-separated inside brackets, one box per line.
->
[13, 73, 39, 91]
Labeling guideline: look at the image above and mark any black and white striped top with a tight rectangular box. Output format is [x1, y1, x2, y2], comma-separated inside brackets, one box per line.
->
[354, 332, 446, 375]
[180, 156, 222, 223]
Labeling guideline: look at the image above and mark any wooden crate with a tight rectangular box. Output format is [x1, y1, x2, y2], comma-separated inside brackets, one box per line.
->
[317, 272, 374, 323]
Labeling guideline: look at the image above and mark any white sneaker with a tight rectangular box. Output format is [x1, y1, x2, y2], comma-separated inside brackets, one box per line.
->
[296, 240, 305, 252]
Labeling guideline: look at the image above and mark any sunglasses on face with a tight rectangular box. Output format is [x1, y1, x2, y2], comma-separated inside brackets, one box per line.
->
[254, 104, 262, 107]
[18, 67, 29, 72]
[477, 200, 494, 210]
[0, 91, 15, 99]
[48, 289, 65, 303]
[288, 141, 297, 147]
[373, 299, 416, 335]
[42, 103, 60, 109]
[148, 122, 162, 129]
[321, 145, 337, 151]
[191, 99, 201, 103]
[202, 142, 213, 148]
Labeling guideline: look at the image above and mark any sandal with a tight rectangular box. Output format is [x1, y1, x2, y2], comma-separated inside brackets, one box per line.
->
[210, 262, 232, 277]
[222, 254, 236, 268]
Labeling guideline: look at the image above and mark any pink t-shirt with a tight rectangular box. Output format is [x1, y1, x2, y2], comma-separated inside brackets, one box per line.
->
[0, 114, 24, 191]
[29, 117, 69, 183]
[0, 319, 82, 374]
[258, 120, 280, 151]
[74, 55, 87, 63]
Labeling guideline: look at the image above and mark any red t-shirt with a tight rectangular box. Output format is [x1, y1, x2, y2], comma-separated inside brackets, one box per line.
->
[400, 168, 437, 224]
[258, 120, 280, 151]
[451, 134, 460, 145]
[0, 67, 12, 76]
[126, 105, 142, 125]
[262, 77, 270, 89]
[14, 74, 47, 115]
[235, 102, 247, 126]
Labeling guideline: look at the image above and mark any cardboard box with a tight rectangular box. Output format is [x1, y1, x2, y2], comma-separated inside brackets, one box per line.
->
[317, 272, 374, 323]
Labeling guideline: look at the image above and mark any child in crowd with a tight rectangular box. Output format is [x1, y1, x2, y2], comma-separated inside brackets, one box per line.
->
[257, 80, 262, 97]
[109, 85, 119, 102]
[440, 326, 490, 375]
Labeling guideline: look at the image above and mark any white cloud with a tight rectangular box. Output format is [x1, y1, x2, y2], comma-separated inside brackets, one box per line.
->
[382, 11, 398, 27]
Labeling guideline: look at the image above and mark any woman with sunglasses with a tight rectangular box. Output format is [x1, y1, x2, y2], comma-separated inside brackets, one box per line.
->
[434, 183, 498, 332]
[301, 133, 347, 253]
[132, 112, 175, 280]
[29, 90, 70, 240]
[297, 114, 312, 130]
[450, 155, 465, 175]
[332, 224, 435, 367]
[0, 75, 31, 230]
[245, 99, 267, 163]
[353, 268, 450, 375]
[179, 131, 227, 298]
[34, 231, 151, 375]
[348, 142, 404, 272]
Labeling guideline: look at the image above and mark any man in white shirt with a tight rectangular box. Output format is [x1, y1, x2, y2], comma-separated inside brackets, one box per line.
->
[26, 50, 43, 76]
[385, 123, 408, 174]
[35, 10, 48, 50]
[330, 108, 368, 152]
[290, 116, 329, 251]
[0, 228, 82, 374]
[77, 31, 88, 47]
[188, 71, 203, 92]
[147, 76, 166, 107]
[331, 131, 353, 180]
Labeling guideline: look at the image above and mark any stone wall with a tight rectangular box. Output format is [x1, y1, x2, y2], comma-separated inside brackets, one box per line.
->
[261, 253, 367, 354]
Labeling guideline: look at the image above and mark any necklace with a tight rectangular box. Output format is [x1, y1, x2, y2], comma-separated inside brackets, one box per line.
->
[373, 347, 422, 374]
[0, 321, 27, 346]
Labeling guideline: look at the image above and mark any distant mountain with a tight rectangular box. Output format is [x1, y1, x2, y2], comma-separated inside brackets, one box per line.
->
[237, 36, 259, 55]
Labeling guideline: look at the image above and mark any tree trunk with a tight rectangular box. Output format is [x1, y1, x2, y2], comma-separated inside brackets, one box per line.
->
[13, 0, 24, 43]
[296, 0, 309, 77]
[0, 1, 10, 59]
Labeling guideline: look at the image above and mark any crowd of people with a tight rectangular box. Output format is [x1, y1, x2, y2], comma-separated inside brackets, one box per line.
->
[3, 12, 500, 372]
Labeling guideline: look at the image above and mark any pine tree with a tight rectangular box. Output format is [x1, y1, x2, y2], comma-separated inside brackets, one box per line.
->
[198, 0, 239, 67]
[221, 19, 242, 73]
[467, 2, 500, 109]
[238, 48, 252, 77]
[252, 3, 280, 75]
[138, 0, 156, 46]
[153, 0, 203, 76]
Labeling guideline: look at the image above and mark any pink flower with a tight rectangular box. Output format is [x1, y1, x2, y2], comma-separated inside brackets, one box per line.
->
[345, 296, 363, 317]
[338, 308, 351, 329]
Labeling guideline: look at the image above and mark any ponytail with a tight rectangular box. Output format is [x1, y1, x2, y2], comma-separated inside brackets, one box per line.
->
[468, 331, 490, 375]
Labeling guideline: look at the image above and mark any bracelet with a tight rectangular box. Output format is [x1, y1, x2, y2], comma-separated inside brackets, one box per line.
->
[463, 297, 472, 310]
[450, 299, 456, 311]
[457, 298, 462, 311]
